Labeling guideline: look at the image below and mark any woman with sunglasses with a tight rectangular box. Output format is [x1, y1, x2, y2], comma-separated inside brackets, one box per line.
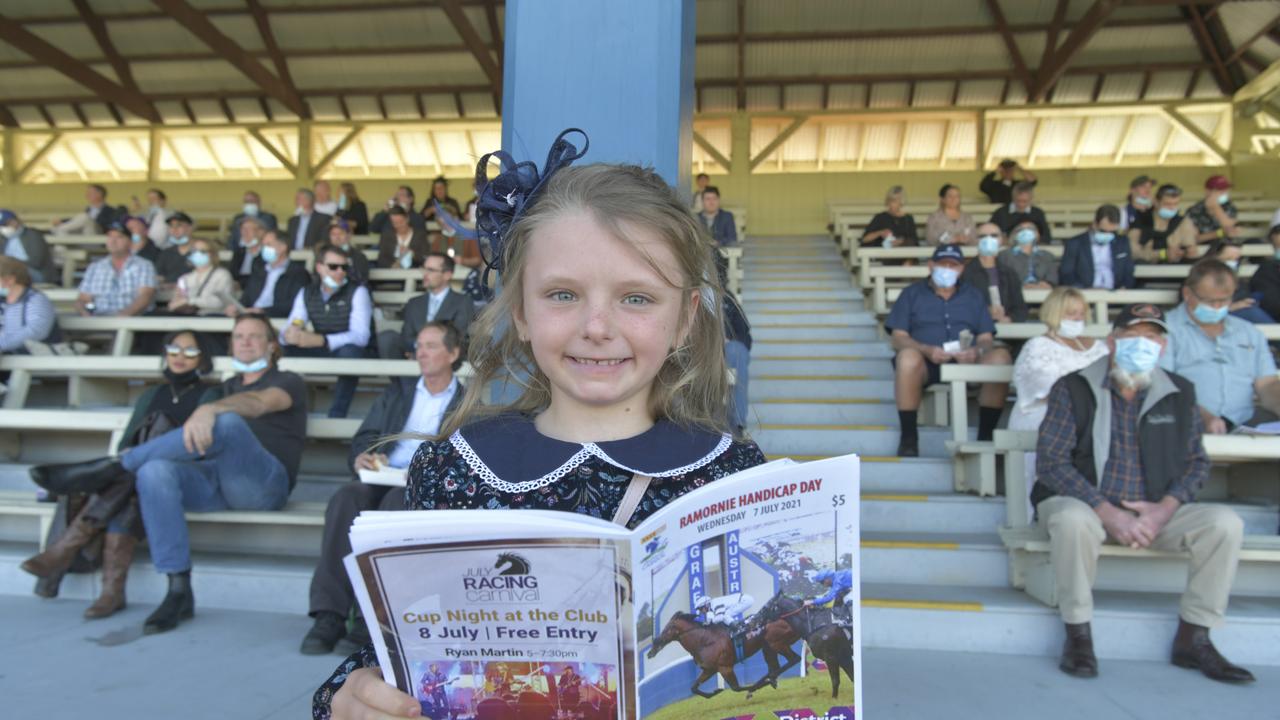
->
[21, 330, 214, 617]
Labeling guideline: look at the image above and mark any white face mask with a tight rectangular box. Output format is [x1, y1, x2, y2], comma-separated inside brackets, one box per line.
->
[243, 203, 259, 217]
[1057, 319, 1086, 339]
[0, 226, 18, 239]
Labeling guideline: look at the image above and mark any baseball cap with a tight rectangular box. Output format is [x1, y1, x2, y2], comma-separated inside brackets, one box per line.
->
[931, 244, 965, 263]
[1204, 175, 1232, 191]
[1112, 304, 1169, 333]
[0, 209, 16, 225]
[1129, 175, 1155, 188]
[105, 220, 129, 234]
[167, 211, 194, 225]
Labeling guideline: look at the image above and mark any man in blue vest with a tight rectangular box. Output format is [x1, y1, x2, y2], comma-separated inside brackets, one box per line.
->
[1034, 304, 1251, 684]
[280, 243, 373, 417]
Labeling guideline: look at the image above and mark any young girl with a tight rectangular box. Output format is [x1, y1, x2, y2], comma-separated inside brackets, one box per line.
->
[313, 160, 765, 719]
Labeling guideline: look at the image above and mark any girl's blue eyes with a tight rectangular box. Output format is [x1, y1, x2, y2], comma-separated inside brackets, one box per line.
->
[551, 291, 575, 302]
[623, 295, 651, 305]
[546, 291, 652, 305]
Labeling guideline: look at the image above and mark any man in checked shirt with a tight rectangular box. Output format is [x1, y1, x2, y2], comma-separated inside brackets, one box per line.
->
[1033, 304, 1253, 685]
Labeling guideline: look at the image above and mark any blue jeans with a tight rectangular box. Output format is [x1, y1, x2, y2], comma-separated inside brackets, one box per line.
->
[725, 340, 751, 429]
[285, 342, 369, 418]
[118, 413, 290, 573]
[1231, 292, 1275, 325]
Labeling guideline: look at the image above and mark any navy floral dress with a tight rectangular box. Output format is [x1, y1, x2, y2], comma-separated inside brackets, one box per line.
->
[312, 413, 765, 718]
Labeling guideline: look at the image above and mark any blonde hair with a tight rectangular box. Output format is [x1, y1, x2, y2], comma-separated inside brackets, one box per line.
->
[885, 186, 905, 206]
[437, 163, 731, 440]
[1039, 286, 1086, 331]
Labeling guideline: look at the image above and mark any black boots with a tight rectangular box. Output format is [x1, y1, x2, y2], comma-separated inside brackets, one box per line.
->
[143, 571, 195, 635]
[1059, 622, 1098, 678]
[1171, 619, 1256, 684]
[300, 611, 347, 655]
[29, 456, 128, 496]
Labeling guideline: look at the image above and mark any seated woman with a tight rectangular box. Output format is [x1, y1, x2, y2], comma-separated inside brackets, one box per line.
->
[1008, 288, 1108, 515]
[1204, 239, 1275, 324]
[960, 224, 1028, 323]
[0, 256, 61, 355]
[860, 185, 919, 250]
[169, 237, 235, 316]
[22, 330, 215, 618]
[925, 184, 976, 246]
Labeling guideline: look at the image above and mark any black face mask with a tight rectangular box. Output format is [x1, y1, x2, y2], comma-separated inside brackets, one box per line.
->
[163, 366, 201, 386]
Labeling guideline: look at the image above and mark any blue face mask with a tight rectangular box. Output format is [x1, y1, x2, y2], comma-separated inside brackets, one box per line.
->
[1217, 193, 1230, 205]
[1157, 207, 1178, 220]
[170, 235, 189, 246]
[1274, 248, 1280, 262]
[131, 233, 144, 244]
[1014, 228, 1036, 246]
[931, 266, 959, 289]
[231, 356, 269, 374]
[1114, 336, 1163, 374]
[260, 246, 279, 264]
[1133, 195, 1152, 208]
[1192, 301, 1229, 325]
[189, 251, 210, 268]
[978, 235, 1000, 257]
[322, 274, 347, 290]
[1093, 230, 1115, 244]
[0, 286, 8, 298]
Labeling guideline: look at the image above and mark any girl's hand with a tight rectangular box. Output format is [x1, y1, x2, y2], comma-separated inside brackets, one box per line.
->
[332, 668, 420, 719]
[1230, 298, 1254, 312]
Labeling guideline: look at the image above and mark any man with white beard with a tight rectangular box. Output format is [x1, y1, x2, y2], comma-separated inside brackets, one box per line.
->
[1031, 304, 1252, 685]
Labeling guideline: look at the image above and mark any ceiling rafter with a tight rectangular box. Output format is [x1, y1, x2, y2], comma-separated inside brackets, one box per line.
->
[150, 0, 308, 118]
[485, 0, 503, 67]
[0, 14, 159, 122]
[1198, 3, 1247, 90]
[72, 0, 138, 94]
[246, 0, 303, 114]
[1039, 0, 1070, 74]
[438, 0, 503, 113]
[985, 0, 1034, 94]
[1029, 0, 1119, 102]
[1225, 12, 1280, 65]
[20, 1, 499, 24]
[1182, 4, 1235, 94]
[736, 0, 747, 110]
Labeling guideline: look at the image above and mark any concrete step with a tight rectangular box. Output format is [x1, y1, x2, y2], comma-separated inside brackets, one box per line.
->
[862, 582, 1280, 665]
[749, 358, 894, 377]
[861, 532, 1009, 587]
[751, 325, 880, 341]
[751, 344, 894, 358]
[747, 400, 900, 425]
[858, 457, 956, 494]
[861, 493, 1006, 534]
[752, 426, 955, 458]
[741, 288, 860, 301]
[750, 313, 878, 326]
[751, 377, 895, 400]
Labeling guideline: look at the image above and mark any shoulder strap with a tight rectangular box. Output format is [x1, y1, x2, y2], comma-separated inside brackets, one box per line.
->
[612, 473, 653, 526]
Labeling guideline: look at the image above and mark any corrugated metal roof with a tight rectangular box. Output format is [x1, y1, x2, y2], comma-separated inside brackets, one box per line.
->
[826, 84, 867, 110]
[1075, 25, 1201, 66]
[746, 0, 990, 33]
[783, 85, 823, 111]
[868, 83, 910, 109]
[270, 8, 461, 49]
[133, 60, 258, 93]
[289, 53, 487, 89]
[696, 0, 736, 35]
[1049, 76, 1096, 104]
[744, 36, 1009, 78]
[956, 80, 1004, 107]
[700, 88, 737, 113]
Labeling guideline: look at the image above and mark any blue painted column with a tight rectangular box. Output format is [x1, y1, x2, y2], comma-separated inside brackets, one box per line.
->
[500, 0, 695, 191]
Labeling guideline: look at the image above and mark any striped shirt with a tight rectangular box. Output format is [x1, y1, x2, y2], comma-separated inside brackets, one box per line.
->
[1, 288, 57, 352]
[78, 254, 156, 315]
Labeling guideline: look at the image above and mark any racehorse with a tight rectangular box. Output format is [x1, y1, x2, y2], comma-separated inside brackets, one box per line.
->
[494, 552, 530, 575]
[751, 592, 855, 699]
[645, 612, 802, 699]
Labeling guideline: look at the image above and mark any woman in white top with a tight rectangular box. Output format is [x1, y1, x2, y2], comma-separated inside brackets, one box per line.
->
[925, 184, 976, 246]
[1009, 287, 1109, 509]
[169, 237, 235, 315]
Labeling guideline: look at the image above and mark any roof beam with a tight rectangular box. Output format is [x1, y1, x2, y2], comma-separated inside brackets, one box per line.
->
[438, 0, 503, 113]
[247, 127, 296, 174]
[736, 0, 747, 110]
[692, 130, 733, 171]
[0, 43, 502, 71]
[1198, 3, 1248, 90]
[1182, 4, 1234, 94]
[0, 15, 159, 122]
[311, 125, 365, 176]
[1159, 104, 1226, 164]
[484, 0, 503, 67]
[150, 0, 308, 118]
[72, 0, 138, 94]
[1225, 12, 1280, 66]
[985, 0, 1034, 94]
[1029, 0, 1119, 102]
[1039, 0, 1070, 74]
[21, 1, 497, 24]
[246, 0, 304, 115]
[749, 116, 807, 170]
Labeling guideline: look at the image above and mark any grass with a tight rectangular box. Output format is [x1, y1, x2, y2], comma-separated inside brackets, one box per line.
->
[644, 667, 855, 720]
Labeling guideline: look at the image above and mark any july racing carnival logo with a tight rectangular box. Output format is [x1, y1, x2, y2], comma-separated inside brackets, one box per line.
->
[461, 552, 541, 603]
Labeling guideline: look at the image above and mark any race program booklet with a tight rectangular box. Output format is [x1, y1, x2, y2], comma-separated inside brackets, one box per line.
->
[345, 454, 861, 720]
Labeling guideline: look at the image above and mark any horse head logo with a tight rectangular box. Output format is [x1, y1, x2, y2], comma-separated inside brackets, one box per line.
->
[494, 552, 531, 576]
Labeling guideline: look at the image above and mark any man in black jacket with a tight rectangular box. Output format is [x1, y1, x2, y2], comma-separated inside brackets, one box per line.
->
[1034, 304, 1251, 684]
[231, 230, 310, 318]
[300, 322, 464, 654]
[285, 188, 332, 251]
[0, 209, 55, 283]
[377, 252, 475, 359]
[988, 182, 1053, 244]
[979, 159, 1037, 204]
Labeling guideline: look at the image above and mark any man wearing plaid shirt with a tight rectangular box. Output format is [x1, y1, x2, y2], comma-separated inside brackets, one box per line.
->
[75, 223, 157, 317]
[1033, 304, 1252, 685]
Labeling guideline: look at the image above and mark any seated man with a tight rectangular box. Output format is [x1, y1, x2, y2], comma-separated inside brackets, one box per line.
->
[300, 322, 464, 654]
[1129, 183, 1199, 264]
[1161, 260, 1280, 433]
[1034, 304, 1252, 683]
[1118, 174, 1155, 231]
[988, 181, 1052, 244]
[0, 209, 55, 284]
[31, 313, 307, 635]
[52, 183, 124, 236]
[132, 187, 174, 246]
[997, 220, 1059, 288]
[325, 219, 370, 282]
[369, 185, 425, 235]
[227, 190, 278, 250]
[125, 215, 162, 264]
[979, 158, 1037, 205]
[691, 172, 710, 212]
[699, 186, 737, 247]
[155, 211, 196, 284]
[286, 188, 333, 251]
[1186, 175, 1241, 246]
[376, 206, 428, 269]
[231, 229, 310, 318]
[75, 223, 156, 317]
[377, 252, 474, 359]
[960, 223, 1028, 323]
[886, 244, 1011, 457]
[229, 216, 265, 286]
[280, 244, 372, 418]
[0, 257, 62, 354]
[1060, 205, 1135, 290]
[805, 568, 854, 626]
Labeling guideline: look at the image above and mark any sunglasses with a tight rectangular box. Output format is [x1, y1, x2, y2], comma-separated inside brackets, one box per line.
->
[165, 345, 202, 358]
[323, 262, 349, 271]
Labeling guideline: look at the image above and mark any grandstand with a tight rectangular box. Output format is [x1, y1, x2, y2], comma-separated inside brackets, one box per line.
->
[2, 1, 1280, 718]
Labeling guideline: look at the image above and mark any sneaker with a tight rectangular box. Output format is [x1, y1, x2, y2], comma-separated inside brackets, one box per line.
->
[300, 612, 347, 655]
